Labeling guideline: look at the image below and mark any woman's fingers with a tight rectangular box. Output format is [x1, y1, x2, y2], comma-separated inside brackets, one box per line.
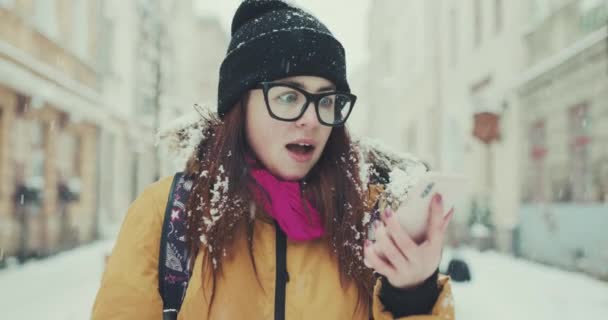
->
[440, 207, 454, 234]
[364, 193, 453, 287]
[364, 239, 396, 278]
[380, 207, 417, 258]
[426, 193, 447, 245]
[373, 221, 409, 270]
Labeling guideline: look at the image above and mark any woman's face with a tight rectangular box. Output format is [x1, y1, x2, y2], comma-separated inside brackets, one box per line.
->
[245, 76, 334, 181]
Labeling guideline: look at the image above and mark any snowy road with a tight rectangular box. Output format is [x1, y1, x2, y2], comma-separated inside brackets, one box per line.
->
[443, 249, 608, 319]
[1, 241, 607, 319]
[0, 241, 113, 320]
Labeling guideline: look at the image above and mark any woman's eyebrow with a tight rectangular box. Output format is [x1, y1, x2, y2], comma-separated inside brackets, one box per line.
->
[278, 80, 336, 93]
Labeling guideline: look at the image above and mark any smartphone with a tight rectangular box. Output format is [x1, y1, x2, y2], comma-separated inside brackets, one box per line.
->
[369, 172, 469, 243]
[395, 171, 468, 242]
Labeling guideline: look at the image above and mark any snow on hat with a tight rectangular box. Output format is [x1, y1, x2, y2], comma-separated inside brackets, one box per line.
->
[217, 0, 350, 117]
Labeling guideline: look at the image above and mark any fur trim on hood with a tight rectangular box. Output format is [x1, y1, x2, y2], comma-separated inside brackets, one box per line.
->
[156, 109, 428, 208]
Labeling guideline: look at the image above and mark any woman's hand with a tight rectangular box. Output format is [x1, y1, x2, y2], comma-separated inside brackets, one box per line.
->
[363, 193, 453, 289]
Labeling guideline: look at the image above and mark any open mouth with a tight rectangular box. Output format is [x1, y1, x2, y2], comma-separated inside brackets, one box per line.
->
[285, 143, 315, 155]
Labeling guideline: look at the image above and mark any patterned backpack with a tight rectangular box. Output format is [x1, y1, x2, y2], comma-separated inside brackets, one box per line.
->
[157, 173, 195, 320]
[156, 172, 291, 320]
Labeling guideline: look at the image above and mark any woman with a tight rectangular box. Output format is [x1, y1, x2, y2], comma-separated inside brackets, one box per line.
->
[93, 1, 455, 319]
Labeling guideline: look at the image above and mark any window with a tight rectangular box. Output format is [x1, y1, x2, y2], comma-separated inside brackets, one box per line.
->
[568, 104, 593, 202]
[407, 124, 417, 153]
[531, 0, 550, 24]
[579, 0, 605, 12]
[495, 0, 503, 33]
[98, 15, 115, 73]
[450, 8, 458, 66]
[12, 97, 45, 201]
[579, 0, 608, 32]
[529, 120, 547, 202]
[412, 1, 426, 75]
[57, 130, 81, 179]
[73, 136, 83, 177]
[0, 0, 15, 9]
[474, 0, 482, 47]
[33, 0, 59, 40]
[0, 109, 3, 196]
[71, 0, 89, 58]
[594, 158, 608, 203]
[384, 39, 393, 75]
[131, 152, 139, 201]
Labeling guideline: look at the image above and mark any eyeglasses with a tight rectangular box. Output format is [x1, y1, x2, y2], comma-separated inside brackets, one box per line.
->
[255, 82, 357, 127]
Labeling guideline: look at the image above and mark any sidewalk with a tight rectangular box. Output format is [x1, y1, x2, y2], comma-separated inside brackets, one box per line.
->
[1, 241, 607, 319]
[0, 240, 114, 320]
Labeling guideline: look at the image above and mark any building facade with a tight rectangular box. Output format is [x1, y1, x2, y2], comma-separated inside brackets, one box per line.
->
[0, 0, 109, 259]
[0, 0, 226, 262]
[516, 0, 608, 278]
[366, 0, 528, 251]
[365, 0, 607, 278]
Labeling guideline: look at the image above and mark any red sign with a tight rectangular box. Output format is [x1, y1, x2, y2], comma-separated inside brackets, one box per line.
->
[473, 112, 501, 144]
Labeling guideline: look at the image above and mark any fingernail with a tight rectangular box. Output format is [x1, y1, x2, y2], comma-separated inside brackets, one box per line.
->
[384, 207, 393, 218]
[434, 194, 443, 205]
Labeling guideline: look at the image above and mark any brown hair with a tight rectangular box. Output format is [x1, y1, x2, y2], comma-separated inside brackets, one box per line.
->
[184, 98, 374, 315]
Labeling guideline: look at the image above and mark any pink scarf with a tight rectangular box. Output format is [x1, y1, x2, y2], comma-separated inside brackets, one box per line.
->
[249, 167, 324, 241]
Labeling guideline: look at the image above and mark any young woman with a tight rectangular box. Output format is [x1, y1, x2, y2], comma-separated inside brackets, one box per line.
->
[92, 1, 455, 319]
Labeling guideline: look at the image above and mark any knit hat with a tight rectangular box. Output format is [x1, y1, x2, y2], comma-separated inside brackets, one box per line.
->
[217, 0, 350, 117]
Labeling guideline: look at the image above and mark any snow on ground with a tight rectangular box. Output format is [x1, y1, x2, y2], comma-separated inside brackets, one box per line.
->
[443, 248, 608, 319]
[0, 240, 114, 320]
[1, 241, 607, 319]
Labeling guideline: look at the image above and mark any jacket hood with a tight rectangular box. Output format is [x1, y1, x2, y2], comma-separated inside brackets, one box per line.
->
[157, 108, 428, 205]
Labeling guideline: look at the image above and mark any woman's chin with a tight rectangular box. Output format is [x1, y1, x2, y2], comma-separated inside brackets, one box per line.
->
[264, 155, 317, 181]
[277, 171, 307, 181]
[272, 166, 310, 181]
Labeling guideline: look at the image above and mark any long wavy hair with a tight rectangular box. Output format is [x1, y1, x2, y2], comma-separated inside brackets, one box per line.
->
[183, 95, 375, 315]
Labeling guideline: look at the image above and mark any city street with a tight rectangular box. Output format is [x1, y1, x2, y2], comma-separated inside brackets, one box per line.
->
[1, 0, 607, 319]
[1, 241, 607, 319]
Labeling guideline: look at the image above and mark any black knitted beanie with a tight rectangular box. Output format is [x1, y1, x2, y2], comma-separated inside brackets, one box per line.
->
[217, 0, 350, 117]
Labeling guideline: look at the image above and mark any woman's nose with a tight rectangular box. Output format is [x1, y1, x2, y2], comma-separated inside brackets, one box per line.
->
[295, 102, 320, 128]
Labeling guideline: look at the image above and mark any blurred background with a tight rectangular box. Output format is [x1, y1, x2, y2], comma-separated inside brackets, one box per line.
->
[0, 0, 607, 319]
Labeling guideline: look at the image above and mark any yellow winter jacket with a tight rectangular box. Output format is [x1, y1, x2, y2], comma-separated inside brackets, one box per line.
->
[92, 175, 455, 319]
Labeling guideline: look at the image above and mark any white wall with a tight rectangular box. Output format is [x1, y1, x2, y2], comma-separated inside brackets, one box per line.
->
[365, 0, 530, 250]
[437, 0, 528, 240]
[96, 0, 161, 237]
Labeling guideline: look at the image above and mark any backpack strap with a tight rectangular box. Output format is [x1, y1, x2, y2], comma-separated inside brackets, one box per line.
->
[273, 221, 289, 320]
[158, 172, 195, 320]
